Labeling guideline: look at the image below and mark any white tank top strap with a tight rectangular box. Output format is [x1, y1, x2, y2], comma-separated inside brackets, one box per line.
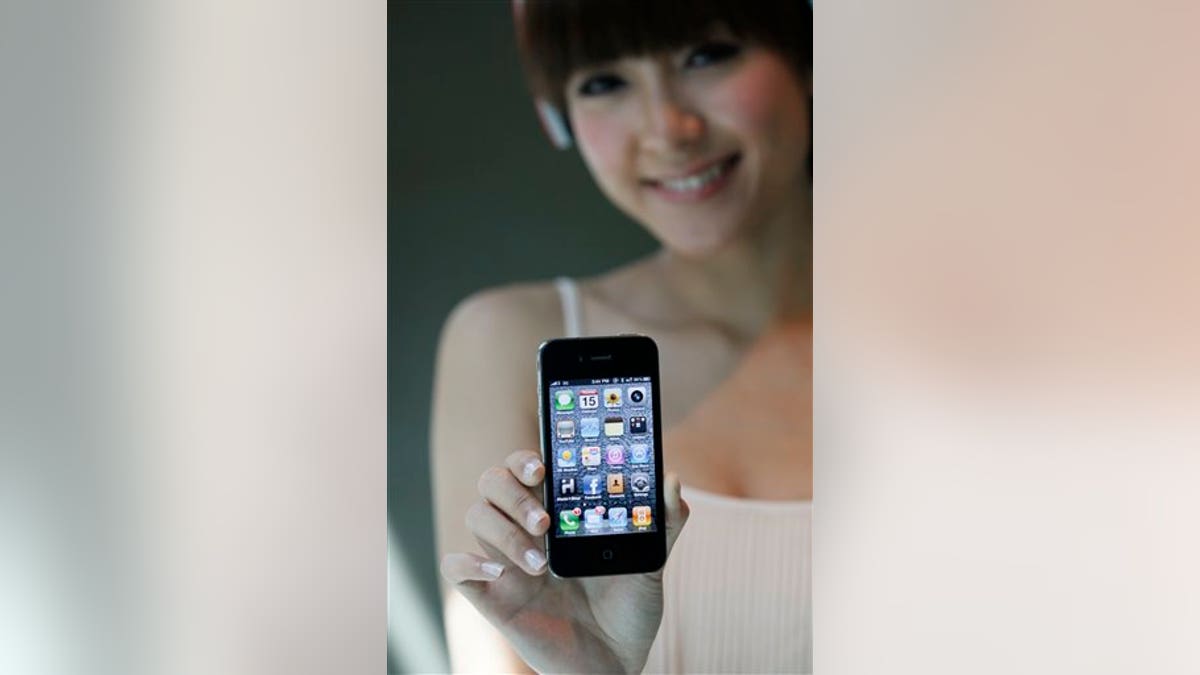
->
[554, 276, 584, 337]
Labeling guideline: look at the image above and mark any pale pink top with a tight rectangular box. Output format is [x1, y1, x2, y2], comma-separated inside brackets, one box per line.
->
[643, 486, 812, 674]
[555, 278, 813, 674]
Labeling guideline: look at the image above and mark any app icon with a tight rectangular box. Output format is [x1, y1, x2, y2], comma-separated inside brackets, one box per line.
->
[554, 390, 575, 411]
[557, 448, 576, 467]
[630, 443, 651, 464]
[604, 416, 624, 437]
[605, 445, 625, 465]
[632, 506, 652, 527]
[627, 386, 647, 405]
[583, 509, 603, 529]
[629, 416, 647, 434]
[581, 445, 602, 466]
[578, 388, 600, 410]
[560, 476, 576, 496]
[604, 388, 622, 407]
[556, 419, 575, 439]
[607, 506, 628, 529]
[579, 417, 600, 438]
[630, 472, 650, 494]
[560, 510, 580, 532]
[607, 473, 625, 495]
[582, 473, 603, 496]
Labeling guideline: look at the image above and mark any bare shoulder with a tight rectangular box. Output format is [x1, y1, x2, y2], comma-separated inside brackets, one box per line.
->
[431, 279, 567, 451]
[436, 280, 565, 372]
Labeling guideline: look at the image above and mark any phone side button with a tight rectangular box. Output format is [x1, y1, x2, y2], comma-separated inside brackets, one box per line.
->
[602, 549, 614, 560]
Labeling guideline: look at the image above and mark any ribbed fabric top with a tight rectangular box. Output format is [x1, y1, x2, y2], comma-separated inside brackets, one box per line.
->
[643, 486, 812, 674]
[554, 276, 812, 673]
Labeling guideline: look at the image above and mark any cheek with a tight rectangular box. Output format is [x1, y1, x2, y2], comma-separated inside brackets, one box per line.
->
[710, 54, 809, 152]
[573, 112, 632, 188]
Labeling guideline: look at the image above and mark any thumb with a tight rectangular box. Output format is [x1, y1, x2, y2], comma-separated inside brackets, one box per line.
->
[663, 472, 690, 556]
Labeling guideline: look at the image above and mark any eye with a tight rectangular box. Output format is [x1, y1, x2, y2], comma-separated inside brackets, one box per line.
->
[683, 42, 742, 68]
[576, 73, 627, 97]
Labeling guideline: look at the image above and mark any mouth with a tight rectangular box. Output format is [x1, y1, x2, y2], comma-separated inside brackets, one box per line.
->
[640, 153, 741, 202]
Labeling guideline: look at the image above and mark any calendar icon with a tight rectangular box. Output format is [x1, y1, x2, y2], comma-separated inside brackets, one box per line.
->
[578, 389, 600, 410]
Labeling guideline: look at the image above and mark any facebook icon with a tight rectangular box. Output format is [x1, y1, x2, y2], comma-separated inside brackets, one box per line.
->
[582, 473, 603, 496]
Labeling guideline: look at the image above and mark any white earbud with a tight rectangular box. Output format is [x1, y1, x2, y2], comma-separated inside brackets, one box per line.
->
[536, 99, 573, 150]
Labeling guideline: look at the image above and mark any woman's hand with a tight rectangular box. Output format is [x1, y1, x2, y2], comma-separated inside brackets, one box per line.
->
[440, 450, 689, 674]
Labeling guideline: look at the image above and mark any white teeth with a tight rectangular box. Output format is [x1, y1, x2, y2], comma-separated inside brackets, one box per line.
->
[661, 161, 728, 193]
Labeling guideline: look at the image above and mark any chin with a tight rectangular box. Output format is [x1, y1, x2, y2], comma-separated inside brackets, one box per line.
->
[656, 220, 745, 259]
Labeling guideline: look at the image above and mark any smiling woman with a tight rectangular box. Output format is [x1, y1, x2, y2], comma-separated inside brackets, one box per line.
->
[566, 39, 808, 258]
[518, 0, 811, 259]
[432, 1, 812, 672]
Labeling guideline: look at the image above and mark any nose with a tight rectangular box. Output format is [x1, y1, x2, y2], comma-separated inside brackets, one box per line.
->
[639, 87, 705, 153]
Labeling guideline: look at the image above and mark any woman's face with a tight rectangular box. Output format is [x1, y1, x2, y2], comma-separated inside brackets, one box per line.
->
[565, 31, 810, 258]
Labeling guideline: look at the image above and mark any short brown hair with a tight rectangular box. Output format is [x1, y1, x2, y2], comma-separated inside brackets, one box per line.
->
[515, 0, 812, 118]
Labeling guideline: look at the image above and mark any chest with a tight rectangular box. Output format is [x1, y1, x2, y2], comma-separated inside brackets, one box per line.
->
[580, 309, 811, 500]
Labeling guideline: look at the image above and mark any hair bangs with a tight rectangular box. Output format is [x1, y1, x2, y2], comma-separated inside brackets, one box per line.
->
[518, 0, 811, 111]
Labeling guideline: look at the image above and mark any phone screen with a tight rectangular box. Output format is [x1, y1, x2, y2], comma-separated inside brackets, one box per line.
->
[547, 376, 658, 538]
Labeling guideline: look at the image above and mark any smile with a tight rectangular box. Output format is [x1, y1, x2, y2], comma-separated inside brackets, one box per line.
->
[641, 153, 741, 202]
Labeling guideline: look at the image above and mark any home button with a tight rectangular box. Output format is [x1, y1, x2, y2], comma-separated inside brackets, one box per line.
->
[602, 549, 613, 560]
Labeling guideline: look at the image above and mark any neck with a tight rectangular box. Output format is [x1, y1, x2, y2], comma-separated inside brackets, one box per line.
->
[656, 184, 811, 341]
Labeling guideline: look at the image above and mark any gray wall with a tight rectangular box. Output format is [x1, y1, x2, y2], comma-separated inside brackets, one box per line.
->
[389, 2, 657, 670]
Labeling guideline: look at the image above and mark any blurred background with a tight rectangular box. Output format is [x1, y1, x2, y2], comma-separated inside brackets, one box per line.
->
[3, 0, 1199, 673]
[387, 2, 656, 671]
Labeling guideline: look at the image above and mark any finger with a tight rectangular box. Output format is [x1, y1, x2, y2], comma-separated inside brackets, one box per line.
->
[478, 464, 550, 536]
[466, 499, 549, 575]
[504, 449, 545, 487]
[440, 552, 506, 584]
[475, 536, 544, 579]
[663, 472, 691, 556]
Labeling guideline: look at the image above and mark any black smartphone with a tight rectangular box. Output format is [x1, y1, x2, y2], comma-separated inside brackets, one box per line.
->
[537, 335, 667, 577]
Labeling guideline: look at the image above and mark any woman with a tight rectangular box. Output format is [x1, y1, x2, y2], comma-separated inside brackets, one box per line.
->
[432, 1, 811, 671]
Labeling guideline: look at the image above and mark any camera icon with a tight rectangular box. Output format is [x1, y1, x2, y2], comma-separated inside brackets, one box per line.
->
[627, 386, 646, 405]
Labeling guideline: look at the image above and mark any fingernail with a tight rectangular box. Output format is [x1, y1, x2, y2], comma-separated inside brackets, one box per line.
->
[524, 548, 546, 571]
[481, 561, 504, 579]
[522, 460, 541, 482]
[526, 510, 546, 532]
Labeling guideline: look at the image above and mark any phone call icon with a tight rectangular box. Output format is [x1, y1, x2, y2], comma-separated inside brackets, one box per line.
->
[560, 510, 580, 532]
